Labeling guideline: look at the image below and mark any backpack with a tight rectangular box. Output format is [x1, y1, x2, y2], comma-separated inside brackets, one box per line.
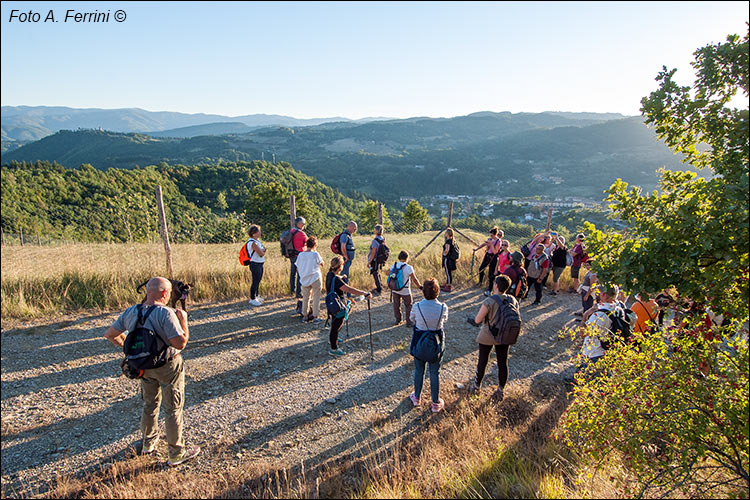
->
[122, 305, 168, 379]
[331, 232, 344, 255]
[600, 306, 634, 349]
[527, 253, 549, 280]
[387, 262, 408, 291]
[239, 240, 254, 266]
[488, 295, 522, 345]
[410, 304, 445, 363]
[447, 240, 460, 260]
[506, 265, 529, 299]
[374, 237, 390, 266]
[279, 228, 298, 258]
[325, 275, 350, 319]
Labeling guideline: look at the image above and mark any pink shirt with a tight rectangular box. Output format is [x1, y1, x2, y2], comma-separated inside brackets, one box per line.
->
[496, 251, 511, 273]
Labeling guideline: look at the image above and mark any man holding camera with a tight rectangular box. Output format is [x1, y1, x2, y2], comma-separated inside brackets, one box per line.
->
[104, 277, 200, 466]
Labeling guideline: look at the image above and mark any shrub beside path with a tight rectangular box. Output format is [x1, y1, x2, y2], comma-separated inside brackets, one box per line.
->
[1, 287, 580, 497]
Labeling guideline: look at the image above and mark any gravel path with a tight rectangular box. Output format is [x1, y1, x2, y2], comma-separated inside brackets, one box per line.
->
[1, 287, 581, 497]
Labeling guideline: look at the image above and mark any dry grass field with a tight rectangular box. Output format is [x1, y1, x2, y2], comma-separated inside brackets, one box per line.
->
[1, 230, 578, 319]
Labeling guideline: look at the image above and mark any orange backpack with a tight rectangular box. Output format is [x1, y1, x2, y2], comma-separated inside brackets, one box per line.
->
[239, 240, 255, 266]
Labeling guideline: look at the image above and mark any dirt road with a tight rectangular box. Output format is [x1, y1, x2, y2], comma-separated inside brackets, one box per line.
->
[1, 286, 581, 497]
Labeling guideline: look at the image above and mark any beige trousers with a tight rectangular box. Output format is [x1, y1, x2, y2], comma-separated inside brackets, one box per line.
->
[140, 355, 185, 460]
[301, 277, 322, 319]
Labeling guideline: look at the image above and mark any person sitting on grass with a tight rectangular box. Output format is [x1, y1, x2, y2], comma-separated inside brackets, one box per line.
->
[408, 278, 449, 413]
[325, 256, 370, 357]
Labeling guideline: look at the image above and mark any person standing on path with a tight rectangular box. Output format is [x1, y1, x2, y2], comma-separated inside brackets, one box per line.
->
[245, 225, 267, 307]
[526, 243, 550, 305]
[570, 233, 587, 293]
[473, 227, 503, 289]
[549, 234, 568, 296]
[502, 251, 528, 300]
[289, 217, 309, 315]
[340, 221, 358, 280]
[409, 278, 449, 413]
[325, 256, 371, 356]
[467, 275, 516, 401]
[367, 224, 387, 296]
[103, 277, 200, 466]
[295, 236, 325, 325]
[441, 228, 459, 292]
[389, 250, 423, 327]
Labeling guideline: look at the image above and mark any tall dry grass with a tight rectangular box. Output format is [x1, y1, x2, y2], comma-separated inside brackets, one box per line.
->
[1, 230, 579, 318]
[39, 382, 625, 499]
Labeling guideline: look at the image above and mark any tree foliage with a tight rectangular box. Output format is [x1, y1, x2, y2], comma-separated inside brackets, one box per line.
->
[563, 28, 749, 498]
[402, 200, 431, 233]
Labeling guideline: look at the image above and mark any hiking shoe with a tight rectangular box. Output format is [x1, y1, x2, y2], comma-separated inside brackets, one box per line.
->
[140, 439, 158, 455]
[312, 318, 323, 326]
[328, 348, 345, 357]
[492, 387, 505, 402]
[409, 392, 420, 407]
[573, 311, 583, 317]
[168, 445, 200, 466]
[531, 300, 541, 305]
[404, 321, 415, 328]
[248, 299, 262, 307]
[549, 291, 558, 296]
[468, 378, 480, 396]
[256, 296, 265, 303]
[431, 399, 445, 413]
[483, 291, 490, 297]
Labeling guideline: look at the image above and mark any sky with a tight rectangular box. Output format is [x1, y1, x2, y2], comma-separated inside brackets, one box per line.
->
[1, 1, 747, 119]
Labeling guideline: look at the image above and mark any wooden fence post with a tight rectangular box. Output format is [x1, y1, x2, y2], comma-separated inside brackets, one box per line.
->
[447, 202, 454, 228]
[19, 226, 24, 246]
[377, 203, 383, 226]
[155, 185, 173, 277]
[290, 195, 296, 229]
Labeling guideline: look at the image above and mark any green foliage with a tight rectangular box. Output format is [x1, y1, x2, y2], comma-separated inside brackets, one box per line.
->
[358, 200, 393, 233]
[561, 321, 749, 498]
[403, 200, 431, 233]
[564, 28, 750, 498]
[1, 160, 363, 243]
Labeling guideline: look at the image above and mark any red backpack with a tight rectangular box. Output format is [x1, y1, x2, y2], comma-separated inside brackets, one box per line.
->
[331, 232, 344, 255]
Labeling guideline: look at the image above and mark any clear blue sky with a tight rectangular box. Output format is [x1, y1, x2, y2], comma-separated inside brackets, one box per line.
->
[1, 1, 747, 119]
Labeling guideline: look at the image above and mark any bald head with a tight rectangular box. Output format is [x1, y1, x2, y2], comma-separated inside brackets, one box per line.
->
[145, 277, 172, 304]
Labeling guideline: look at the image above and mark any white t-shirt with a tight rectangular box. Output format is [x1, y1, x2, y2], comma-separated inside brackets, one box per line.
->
[295, 250, 324, 287]
[582, 302, 616, 359]
[390, 262, 414, 296]
[246, 239, 265, 263]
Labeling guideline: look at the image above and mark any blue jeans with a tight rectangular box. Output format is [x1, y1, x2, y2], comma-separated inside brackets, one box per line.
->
[414, 357, 441, 404]
[342, 252, 355, 279]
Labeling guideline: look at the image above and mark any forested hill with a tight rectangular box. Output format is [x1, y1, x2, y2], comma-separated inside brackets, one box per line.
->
[2, 111, 689, 202]
[1, 160, 365, 243]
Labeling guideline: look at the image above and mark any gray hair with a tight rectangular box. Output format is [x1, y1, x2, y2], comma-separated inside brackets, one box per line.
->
[295, 217, 306, 227]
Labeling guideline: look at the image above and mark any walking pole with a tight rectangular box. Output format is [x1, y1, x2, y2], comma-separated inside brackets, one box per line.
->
[470, 252, 475, 278]
[367, 296, 373, 360]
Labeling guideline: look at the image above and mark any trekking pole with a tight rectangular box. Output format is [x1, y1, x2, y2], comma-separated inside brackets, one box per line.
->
[367, 296, 373, 360]
[470, 252, 475, 278]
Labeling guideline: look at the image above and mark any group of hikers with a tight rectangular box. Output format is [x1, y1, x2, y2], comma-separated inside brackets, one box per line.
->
[104, 219, 704, 466]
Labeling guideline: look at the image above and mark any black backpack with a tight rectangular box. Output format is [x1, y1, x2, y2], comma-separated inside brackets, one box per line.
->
[374, 237, 390, 266]
[447, 240, 460, 260]
[122, 305, 169, 379]
[488, 294, 522, 345]
[601, 306, 634, 349]
[506, 265, 528, 299]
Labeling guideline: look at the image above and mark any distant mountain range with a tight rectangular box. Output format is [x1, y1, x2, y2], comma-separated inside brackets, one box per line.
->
[0, 105, 393, 149]
[2, 109, 692, 203]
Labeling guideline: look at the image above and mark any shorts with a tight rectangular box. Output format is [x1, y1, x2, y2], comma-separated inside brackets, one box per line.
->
[552, 266, 565, 282]
[570, 265, 581, 280]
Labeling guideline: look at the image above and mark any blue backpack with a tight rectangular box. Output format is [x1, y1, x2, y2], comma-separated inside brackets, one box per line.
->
[410, 303, 446, 363]
[387, 262, 408, 291]
[325, 274, 350, 320]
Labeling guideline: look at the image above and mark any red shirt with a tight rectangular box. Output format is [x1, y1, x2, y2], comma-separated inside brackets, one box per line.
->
[292, 229, 308, 253]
